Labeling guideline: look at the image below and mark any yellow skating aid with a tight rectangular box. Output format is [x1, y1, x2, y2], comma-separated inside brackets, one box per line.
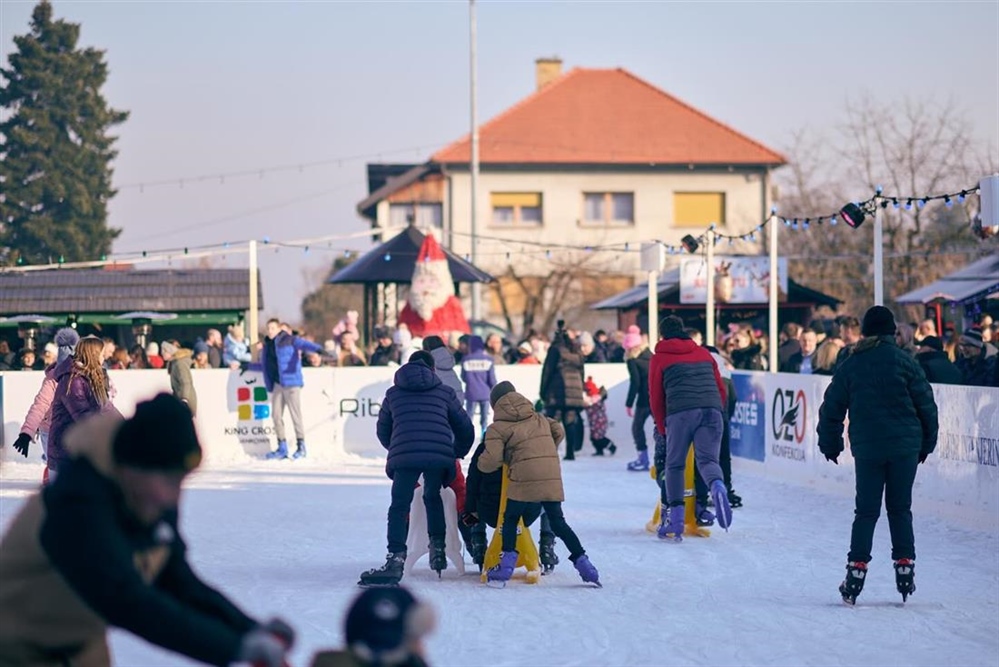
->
[645, 445, 710, 538]
[482, 466, 542, 584]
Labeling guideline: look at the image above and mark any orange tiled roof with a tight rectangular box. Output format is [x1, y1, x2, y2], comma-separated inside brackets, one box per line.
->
[432, 68, 785, 166]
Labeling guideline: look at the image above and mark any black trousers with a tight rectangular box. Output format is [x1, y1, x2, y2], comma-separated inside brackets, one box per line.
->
[387, 467, 447, 554]
[848, 454, 919, 563]
[547, 408, 584, 459]
[502, 500, 584, 561]
[720, 414, 733, 490]
[632, 405, 651, 452]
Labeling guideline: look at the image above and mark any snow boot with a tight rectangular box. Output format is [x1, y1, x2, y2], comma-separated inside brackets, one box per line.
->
[894, 558, 916, 602]
[539, 532, 559, 574]
[839, 561, 868, 605]
[696, 503, 715, 527]
[627, 450, 649, 472]
[292, 440, 306, 459]
[358, 552, 406, 587]
[657, 504, 685, 542]
[710, 479, 733, 530]
[265, 440, 288, 460]
[728, 488, 743, 509]
[428, 536, 447, 577]
[486, 551, 518, 587]
[470, 531, 487, 571]
[572, 554, 601, 587]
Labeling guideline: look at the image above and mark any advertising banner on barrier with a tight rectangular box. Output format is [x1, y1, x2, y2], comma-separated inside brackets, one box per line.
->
[729, 372, 766, 462]
[764, 373, 817, 468]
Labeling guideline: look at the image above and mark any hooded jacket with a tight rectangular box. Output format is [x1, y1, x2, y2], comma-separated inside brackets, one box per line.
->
[916, 349, 963, 385]
[0, 414, 258, 667]
[539, 341, 586, 409]
[648, 335, 726, 435]
[477, 391, 566, 503]
[625, 348, 652, 409]
[19, 363, 60, 437]
[460, 336, 496, 402]
[465, 440, 503, 527]
[377, 362, 475, 482]
[262, 330, 323, 391]
[167, 348, 197, 417]
[222, 333, 251, 367]
[818, 335, 938, 460]
[430, 346, 465, 404]
[48, 358, 119, 472]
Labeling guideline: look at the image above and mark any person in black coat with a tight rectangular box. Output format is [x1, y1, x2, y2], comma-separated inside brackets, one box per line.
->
[817, 306, 938, 604]
[539, 321, 586, 461]
[362, 352, 475, 584]
[624, 337, 653, 471]
[915, 336, 963, 385]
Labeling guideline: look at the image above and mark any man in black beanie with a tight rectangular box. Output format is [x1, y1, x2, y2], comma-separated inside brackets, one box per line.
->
[0, 393, 295, 666]
[817, 306, 939, 605]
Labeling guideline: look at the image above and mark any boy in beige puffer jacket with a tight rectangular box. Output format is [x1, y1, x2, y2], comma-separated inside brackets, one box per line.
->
[477, 381, 601, 587]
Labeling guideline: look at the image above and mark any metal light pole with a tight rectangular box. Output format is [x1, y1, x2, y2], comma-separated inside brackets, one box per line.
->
[873, 201, 884, 306]
[705, 227, 716, 347]
[469, 0, 481, 321]
[768, 211, 779, 372]
[248, 239, 259, 345]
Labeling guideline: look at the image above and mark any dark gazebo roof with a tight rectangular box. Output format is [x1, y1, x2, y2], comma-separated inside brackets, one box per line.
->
[329, 225, 494, 285]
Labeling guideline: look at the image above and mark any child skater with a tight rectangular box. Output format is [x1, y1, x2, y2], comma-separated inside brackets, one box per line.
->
[583, 377, 616, 456]
[477, 381, 600, 587]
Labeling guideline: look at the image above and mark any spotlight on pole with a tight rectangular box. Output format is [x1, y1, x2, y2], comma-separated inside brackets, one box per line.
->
[681, 234, 700, 254]
[839, 202, 867, 229]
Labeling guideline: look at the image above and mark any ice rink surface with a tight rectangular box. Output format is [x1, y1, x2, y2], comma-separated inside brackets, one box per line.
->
[1, 455, 996, 667]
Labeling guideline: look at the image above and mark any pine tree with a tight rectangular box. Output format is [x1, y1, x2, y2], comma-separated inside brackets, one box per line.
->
[0, 1, 128, 266]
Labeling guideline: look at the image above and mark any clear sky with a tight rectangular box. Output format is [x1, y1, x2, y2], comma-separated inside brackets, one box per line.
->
[2, 0, 997, 324]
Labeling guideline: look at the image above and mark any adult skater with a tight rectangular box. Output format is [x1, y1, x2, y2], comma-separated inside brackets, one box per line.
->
[623, 327, 652, 471]
[539, 321, 587, 460]
[359, 351, 475, 586]
[262, 318, 325, 460]
[649, 316, 731, 541]
[818, 306, 938, 605]
[477, 381, 600, 587]
[0, 394, 294, 666]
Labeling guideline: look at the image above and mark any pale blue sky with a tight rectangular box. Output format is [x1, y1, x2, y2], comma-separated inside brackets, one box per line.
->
[2, 0, 997, 322]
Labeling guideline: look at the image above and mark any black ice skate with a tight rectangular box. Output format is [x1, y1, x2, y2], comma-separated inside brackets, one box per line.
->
[470, 532, 486, 572]
[727, 489, 743, 509]
[894, 558, 916, 602]
[839, 561, 868, 605]
[358, 552, 405, 587]
[539, 533, 559, 574]
[428, 536, 447, 577]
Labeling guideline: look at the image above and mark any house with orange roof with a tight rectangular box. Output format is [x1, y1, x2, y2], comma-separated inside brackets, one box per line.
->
[357, 58, 785, 333]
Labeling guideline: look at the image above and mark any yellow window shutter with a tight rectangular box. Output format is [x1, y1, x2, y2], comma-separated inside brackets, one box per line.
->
[491, 192, 542, 207]
[674, 193, 725, 227]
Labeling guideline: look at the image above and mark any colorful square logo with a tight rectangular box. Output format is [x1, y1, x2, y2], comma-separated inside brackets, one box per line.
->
[237, 384, 269, 420]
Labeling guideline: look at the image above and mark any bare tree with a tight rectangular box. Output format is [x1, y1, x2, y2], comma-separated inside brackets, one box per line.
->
[299, 256, 364, 341]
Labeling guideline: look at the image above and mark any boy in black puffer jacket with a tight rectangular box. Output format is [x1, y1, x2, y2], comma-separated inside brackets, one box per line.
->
[818, 306, 938, 605]
[359, 352, 475, 586]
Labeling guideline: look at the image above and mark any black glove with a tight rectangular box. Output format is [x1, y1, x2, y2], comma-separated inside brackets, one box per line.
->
[461, 511, 480, 526]
[237, 627, 289, 667]
[918, 451, 929, 464]
[823, 452, 839, 464]
[13, 433, 31, 457]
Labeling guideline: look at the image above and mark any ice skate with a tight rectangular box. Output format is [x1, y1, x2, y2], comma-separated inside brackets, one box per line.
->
[469, 532, 486, 572]
[573, 554, 601, 587]
[539, 532, 559, 574]
[486, 551, 518, 588]
[627, 450, 649, 471]
[695, 503, 715, 527]
[265, 439, 288, 460]
[710, 479, 732, 530]
[291, 439, 306, 459]
[657, 505, 684, 542]
[894, 558, 915, 602]
[728, 488, 743, 509]
[428, 536, 447, 577]
[358, 552, 406, 587]
[839, 561, 868, 605]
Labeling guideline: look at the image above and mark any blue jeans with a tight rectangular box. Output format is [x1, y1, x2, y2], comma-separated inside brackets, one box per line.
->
[465, 400, 490, 431]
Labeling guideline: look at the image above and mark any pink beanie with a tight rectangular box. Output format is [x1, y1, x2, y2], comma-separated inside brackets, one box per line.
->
[623, 325, 642, 350]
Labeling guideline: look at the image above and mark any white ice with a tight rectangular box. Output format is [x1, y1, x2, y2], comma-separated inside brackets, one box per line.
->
[1, 455, 997, 667]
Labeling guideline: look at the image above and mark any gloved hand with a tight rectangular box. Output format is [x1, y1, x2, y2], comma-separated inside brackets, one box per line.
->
[13, 433, 31, 457]
[918, 451, 929, 464]
[461, 511, 480, 526]
[823, 452, 839, 464]
[626, 407, 634, 418]
[237, 627, 289, 667]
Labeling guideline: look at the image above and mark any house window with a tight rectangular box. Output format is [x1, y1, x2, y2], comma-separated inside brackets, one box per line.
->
[490, 192, 542, 226]
[389, 203, 442, 228]
[582, 192, 634, 225]
[673, 192, 725, 228]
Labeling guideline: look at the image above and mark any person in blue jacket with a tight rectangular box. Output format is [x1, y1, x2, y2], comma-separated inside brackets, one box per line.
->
[460, 335, 496, 432]
[262, 319, 325, 460]
[359, 351, 475, 586]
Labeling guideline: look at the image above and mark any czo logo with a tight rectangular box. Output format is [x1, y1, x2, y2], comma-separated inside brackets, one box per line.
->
[771, 388, 807, 444]
[237, 383, 270, 420]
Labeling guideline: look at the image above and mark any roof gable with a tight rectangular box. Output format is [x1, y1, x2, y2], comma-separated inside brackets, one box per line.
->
[432, 67, 785, 166]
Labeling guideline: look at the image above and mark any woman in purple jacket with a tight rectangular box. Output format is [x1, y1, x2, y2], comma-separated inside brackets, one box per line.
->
[47, 337, 120, 482]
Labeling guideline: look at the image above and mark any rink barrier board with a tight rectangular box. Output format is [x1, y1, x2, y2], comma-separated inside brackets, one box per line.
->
[1, 367, 995, 531]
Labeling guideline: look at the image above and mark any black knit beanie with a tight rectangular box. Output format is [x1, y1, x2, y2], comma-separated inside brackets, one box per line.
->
[409, 350, 435, 369]
[113, 393, 202, 472]
[861, 306, 897, 337]
[490, 381, 516, 407]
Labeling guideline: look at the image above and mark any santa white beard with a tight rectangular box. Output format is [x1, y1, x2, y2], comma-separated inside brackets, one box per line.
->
[410, 259, 452, 321]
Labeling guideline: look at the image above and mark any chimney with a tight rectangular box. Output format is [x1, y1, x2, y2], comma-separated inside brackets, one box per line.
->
[535, 57, 563, 91]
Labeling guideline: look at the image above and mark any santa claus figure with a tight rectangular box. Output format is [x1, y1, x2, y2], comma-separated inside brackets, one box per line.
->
[397, 234, 470, 338]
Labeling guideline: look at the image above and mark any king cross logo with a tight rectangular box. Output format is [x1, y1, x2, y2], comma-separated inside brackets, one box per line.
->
[772, 388, 807, 444]
[237, 381, 270, 420]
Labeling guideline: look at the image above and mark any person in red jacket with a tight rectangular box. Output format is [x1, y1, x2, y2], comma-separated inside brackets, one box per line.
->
[648, 316, 732, 541]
